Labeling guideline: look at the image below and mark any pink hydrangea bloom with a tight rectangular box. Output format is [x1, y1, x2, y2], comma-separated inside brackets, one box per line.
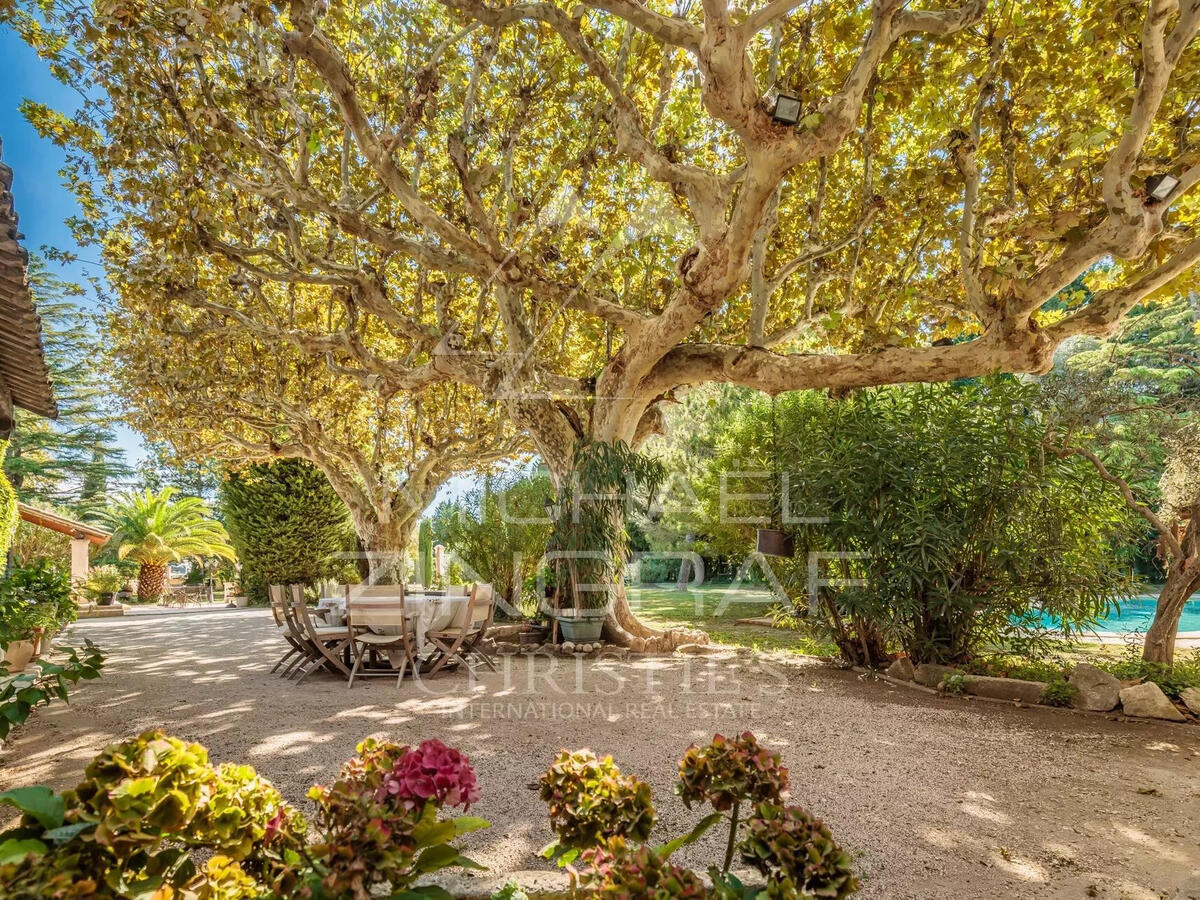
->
[378, 739, 481, 811]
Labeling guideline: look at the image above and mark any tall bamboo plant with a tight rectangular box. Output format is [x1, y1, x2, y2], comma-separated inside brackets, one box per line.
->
[548, 441, 664, 612]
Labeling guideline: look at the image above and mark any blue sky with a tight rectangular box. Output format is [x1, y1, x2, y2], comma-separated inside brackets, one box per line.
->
[2, 25, 145, 467]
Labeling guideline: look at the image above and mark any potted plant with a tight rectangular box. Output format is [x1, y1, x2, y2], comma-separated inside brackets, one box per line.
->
[0, 560, 75, 672]
[84, 565, 126, 606]
[545, 440, 665, 648]
[556, 607, 607, 643]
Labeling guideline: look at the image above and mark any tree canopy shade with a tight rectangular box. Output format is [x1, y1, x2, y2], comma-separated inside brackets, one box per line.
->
[10, 0, 1200, 645]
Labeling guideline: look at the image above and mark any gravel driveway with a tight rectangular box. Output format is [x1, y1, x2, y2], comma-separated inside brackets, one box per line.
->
[2, 610, 1198, 899]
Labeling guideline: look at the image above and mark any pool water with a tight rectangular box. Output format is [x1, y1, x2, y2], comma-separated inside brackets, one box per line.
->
[1037, 594, 1200, 635]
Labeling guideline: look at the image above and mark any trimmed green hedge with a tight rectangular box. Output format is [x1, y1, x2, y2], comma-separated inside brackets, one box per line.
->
[0, 440, 17, 562]
[220, 459, 356, 604]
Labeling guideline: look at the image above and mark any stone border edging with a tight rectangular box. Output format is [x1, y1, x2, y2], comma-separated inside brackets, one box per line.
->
[850, 665, 1196, 729]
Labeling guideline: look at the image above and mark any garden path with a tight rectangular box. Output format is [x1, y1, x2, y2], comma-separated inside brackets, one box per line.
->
[2, 610, 1198, 899]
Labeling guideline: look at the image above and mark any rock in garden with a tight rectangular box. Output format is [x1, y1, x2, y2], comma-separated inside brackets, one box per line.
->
[1068, 663, 1122, 712]
[1119, 682, 1186, 722]
[886, 657, 916, 681]
[676, 642, 724, 656]
[914, 663, 962, 688]
[1179, 687, 1200, 716]
[968, 675, 1047, 704]
[562, 641, 575, 654]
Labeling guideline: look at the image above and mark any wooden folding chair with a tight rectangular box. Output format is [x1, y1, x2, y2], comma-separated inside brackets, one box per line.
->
[290, 585, 352, 682]
[345, 592, 417, 687]
[424, 583, 497, 676]
[268, 585, 306, 677]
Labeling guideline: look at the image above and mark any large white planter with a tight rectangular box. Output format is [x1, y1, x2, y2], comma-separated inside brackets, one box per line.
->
[3, 640, 37, 673]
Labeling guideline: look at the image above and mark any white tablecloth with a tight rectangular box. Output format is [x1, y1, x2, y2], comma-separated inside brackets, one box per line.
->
[317, 594, 468, 649]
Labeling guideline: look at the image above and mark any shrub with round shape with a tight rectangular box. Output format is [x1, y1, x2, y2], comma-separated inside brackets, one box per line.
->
[538, 750, 656, 850]
[677, 732, 789, 813]
[578, 837, 709, 899]
[740, 802, 859, 899]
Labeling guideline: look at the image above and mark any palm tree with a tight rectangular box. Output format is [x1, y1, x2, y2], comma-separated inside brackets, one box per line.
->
[97, 488, 236, 601]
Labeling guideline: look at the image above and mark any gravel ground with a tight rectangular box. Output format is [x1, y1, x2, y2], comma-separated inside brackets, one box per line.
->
[2, 610, 1198, 899]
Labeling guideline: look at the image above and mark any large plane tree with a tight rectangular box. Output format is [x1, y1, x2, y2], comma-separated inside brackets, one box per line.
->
[10, 0, 1200, 648]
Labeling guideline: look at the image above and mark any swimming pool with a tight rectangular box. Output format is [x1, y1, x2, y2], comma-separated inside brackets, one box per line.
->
[1038, 594, 1200, 636]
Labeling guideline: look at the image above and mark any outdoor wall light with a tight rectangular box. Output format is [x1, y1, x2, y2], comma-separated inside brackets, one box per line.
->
[1145, 173, 1180, 202]
[771, 93, 803, 126]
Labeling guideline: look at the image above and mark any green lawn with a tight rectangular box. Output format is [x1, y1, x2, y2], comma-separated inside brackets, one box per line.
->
[626, 583, 836, 655]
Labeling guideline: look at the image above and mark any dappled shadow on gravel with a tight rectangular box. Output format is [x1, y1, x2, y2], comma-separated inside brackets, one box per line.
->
[2, 611, 1198, 900]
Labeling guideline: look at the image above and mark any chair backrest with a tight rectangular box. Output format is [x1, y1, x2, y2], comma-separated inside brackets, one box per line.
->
[274, 584, 312, 644]
[445, 584, 468, 597]
[346, 597, 411, 633]
[346, 583, 405, 601]
[467, 582, 495, 628]
[290, 584, 335, 637]
[268, 585, 287, 628]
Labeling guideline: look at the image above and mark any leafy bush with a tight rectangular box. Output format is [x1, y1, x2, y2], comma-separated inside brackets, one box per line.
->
[433, 469, 554, 615]
[0, 731, 488, 899]
[703, 380, 1137, 666]
[0, 559, 76, 647]
[740, 803, 859, 899]
[539, 734, 857, 897]
[82, 565, 126, 602]
[220, 459, 357, 605]
[1097, 646, 1200, 699]
[578, 837, 709, 898]
[1040, 679, 1078, 707]
[0, 642, 104, 741]
[539, 750, 656, 855]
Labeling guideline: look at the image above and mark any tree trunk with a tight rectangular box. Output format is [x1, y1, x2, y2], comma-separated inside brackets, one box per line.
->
[675, 533, 695, 590]
[138, 562, 167, 601]
[1142, 558, 1200, 665]
[359, 516, 417, 585]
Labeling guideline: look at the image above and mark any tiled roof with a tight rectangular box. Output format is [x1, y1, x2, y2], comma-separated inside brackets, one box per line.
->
[0, 138, 57, 422]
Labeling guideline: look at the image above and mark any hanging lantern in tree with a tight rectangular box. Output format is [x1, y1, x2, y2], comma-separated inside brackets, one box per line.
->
[756, 528, 795, 558]
[756, 395, 795, 557]
[1145, 173, 1180, 201]
[771, 93, 803, 126]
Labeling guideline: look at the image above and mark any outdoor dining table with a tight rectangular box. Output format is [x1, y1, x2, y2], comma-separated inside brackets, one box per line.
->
[316, 592, 468, 652]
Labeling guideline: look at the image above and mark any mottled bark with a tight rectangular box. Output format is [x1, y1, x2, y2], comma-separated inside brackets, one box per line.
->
[1142, 562, 1200, 665]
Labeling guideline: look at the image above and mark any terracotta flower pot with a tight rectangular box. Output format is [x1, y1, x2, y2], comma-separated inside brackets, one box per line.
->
[3, 640, 37, 673]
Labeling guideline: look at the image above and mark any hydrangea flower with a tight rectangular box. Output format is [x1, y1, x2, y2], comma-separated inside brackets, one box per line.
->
[379, 739, 481, 811]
